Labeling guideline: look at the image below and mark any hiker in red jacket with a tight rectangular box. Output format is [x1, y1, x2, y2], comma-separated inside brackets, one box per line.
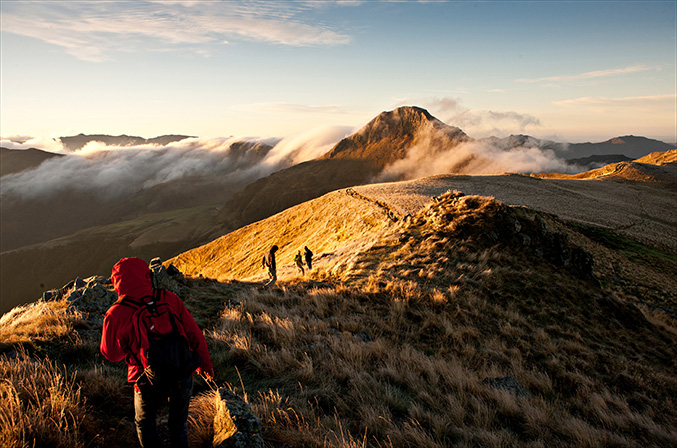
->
[101, 257, 214, 448]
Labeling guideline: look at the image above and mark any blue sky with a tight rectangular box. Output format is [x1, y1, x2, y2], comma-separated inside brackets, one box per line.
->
[1, 0, 675, 143]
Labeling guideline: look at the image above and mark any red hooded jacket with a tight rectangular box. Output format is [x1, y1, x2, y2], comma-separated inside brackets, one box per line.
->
[100, 257, 213, 383]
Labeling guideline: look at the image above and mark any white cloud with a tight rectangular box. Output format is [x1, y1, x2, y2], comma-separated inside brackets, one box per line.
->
[517, 65, 657, 84]
[407, 97, 542, 138]
[1, 1, 352, 62]
[0, 136, 67, 153]
[377, 139, 574, 182]
[262, 125, 353, 166]
[0, 130, 349, 199]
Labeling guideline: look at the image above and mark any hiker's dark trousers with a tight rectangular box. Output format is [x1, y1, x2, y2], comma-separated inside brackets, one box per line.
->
[134, 374, 193, 448]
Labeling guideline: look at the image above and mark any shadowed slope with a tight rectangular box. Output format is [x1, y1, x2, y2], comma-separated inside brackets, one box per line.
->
[0, 147, 64, 176]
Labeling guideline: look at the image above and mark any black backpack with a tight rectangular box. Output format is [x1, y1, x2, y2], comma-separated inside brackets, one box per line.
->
[120, 289, 202, 383]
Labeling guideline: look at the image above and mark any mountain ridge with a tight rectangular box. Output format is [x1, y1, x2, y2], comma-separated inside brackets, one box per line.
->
[59, 133, 195, 151]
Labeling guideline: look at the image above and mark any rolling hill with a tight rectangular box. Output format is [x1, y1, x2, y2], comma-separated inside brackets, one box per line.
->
[536, 149, 677, 187]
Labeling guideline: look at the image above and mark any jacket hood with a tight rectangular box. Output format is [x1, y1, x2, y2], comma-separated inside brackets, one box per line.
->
[111, 257, 153, 301]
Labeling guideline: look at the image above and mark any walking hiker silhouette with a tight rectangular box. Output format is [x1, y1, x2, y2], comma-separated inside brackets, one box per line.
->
[294, 250, 305, 275]
[304, 246, 313, 270]
[262, 245, 278, 288]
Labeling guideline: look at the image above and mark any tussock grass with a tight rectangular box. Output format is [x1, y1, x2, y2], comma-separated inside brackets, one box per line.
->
[0, 299, 82, 347]
[0, 351, 91, 448]
[193, 192, 676, 447]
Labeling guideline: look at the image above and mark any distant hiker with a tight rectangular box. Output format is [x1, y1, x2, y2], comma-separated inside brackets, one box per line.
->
[304, 246, 313, 270]
[101, 257, 214, 448]
[294, 250, 305, 275]
[263, 245, 278, 288]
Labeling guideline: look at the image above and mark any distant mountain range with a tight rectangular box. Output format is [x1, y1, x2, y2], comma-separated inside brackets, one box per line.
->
[59, 133, 195, 151]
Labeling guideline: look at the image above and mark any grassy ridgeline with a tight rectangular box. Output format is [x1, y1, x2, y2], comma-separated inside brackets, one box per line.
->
[1, 193, 676, 447]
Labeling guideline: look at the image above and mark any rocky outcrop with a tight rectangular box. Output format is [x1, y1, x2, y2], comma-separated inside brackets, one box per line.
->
[213, 388, 264, 448]
[42, 275, 117, 313]
[149, 257, 185, 296]
[40, 258, 187, 315]
[411, 190, 594, 279]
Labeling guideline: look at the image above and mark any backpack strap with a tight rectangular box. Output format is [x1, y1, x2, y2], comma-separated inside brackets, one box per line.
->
[117, 296, 145, 310]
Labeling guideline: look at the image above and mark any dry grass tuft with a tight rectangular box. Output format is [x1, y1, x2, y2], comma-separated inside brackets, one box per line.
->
[0, 351, 91, 448]
[0, 299, 83, 346]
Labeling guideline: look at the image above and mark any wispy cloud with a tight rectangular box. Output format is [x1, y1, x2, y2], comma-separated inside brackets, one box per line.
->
[553, 94, 676, 109]
[1, 1, 352, 62]
[517, 65, 658, 84]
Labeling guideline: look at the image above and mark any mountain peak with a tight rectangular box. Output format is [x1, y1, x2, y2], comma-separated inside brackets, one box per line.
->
[323, 106, 469, 168]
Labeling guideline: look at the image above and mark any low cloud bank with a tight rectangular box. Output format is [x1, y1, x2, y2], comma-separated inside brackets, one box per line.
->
[1, 126, 351, 200]
[1, 136, 69, 153]
[377, 139, 576, 183]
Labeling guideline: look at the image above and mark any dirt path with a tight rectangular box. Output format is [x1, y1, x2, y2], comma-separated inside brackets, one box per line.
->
[355, 174, 677, 251]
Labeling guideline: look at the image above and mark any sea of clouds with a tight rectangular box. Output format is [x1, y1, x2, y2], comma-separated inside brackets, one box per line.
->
[0, 126, 354, 200]
[1, 119, 582, 202]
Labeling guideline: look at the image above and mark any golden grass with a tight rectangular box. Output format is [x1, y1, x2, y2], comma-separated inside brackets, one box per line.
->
[1, 192, 675, 447]
[0, 351, 91, 448]
[0, 299, 82, 346]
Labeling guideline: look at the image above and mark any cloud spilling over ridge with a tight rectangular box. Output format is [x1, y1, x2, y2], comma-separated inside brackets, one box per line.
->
[377, 134, 575, 183]
[262, 125, 354, 167]
[1, 136, 68, 153]
[1, 127, 349, 200]
[415, 97, 543, 139]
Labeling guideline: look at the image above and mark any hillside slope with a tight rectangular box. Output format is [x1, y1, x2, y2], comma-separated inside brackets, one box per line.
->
[536, 149, 677, 187]
[172, 172, 677, 285]
[3, 188, 675, 448]
[171, 188, 397, 283]
[0, 147, 64, 176]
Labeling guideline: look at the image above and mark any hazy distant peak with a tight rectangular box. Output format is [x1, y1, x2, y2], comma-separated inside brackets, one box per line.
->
[59, 133, 195, 151]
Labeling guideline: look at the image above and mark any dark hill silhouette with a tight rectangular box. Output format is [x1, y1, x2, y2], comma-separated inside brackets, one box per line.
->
[1, 140, 274, 252]
[566, 154, 633, 168]
[0, 147, 64, 176]
[59, 133, 194, 151]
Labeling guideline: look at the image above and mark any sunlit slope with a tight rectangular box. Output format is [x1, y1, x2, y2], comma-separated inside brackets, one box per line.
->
[537, 149, 677, 185]
[355, 173, 677, 252]
[169, 189, 398, 282]
[170, 168, 677, 285]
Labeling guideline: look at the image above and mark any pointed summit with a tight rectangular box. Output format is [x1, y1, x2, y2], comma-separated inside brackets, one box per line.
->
[324, 106, 469, 169]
